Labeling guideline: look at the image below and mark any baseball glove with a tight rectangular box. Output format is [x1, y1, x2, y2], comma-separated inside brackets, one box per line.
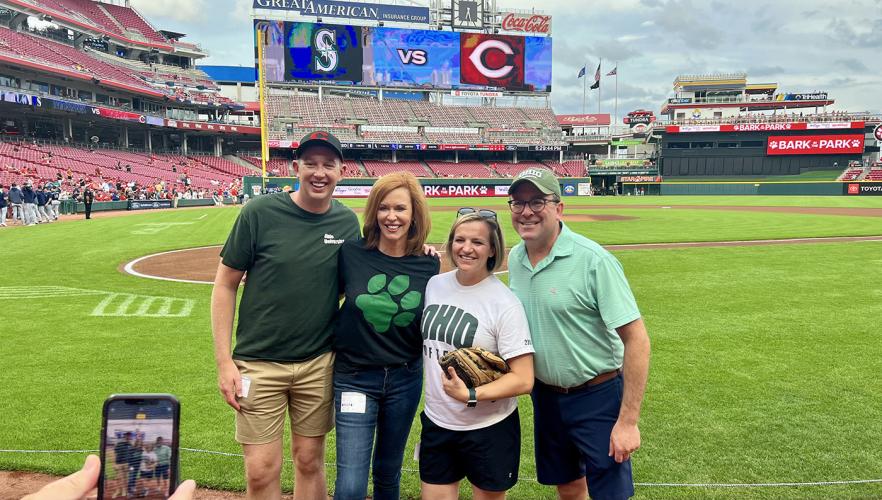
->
[439, 347, 510, 388]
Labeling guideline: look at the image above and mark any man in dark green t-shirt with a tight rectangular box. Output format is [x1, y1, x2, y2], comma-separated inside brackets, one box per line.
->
[211, 131, 359, 499]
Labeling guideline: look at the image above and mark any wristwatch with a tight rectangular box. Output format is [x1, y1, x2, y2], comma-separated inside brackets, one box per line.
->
[466, 387, 477, 408]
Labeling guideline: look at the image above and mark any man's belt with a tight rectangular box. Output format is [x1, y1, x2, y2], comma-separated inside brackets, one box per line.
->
[541, 369, 621, 394]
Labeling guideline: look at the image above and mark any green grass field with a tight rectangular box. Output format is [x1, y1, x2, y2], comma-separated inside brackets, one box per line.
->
[2, 195, 882, 499]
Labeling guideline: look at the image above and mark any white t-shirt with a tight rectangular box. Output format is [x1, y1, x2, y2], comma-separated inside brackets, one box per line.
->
[421, 271, 534, 431]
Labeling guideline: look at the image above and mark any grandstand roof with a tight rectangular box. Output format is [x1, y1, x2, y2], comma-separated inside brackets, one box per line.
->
[199, 65, 255, 84]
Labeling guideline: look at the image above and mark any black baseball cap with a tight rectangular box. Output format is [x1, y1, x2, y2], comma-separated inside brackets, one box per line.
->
[295, 131, 344, 161]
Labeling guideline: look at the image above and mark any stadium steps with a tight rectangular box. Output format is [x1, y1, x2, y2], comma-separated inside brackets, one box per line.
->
[225, 155, 262, 174]
[419, 160, 436, 178]
[353, 159, 369, 177]
[96, 3, 126, 33]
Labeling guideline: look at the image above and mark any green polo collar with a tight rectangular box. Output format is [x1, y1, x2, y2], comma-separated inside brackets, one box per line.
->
[517, 222, 575, 273]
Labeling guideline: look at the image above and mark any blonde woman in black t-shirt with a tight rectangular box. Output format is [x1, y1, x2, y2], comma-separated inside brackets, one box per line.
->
[332, 172, 440, 500]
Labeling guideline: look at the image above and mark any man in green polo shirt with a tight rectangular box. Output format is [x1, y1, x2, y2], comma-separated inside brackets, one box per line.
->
[507, 168, 650, 500]
[211, 131, 359, 499]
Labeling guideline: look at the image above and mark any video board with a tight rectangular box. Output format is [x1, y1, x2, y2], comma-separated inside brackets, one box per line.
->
[255, 20, 551, 92]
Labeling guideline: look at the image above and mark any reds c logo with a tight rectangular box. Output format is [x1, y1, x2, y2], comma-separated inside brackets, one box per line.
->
[309, 131, 329, 141]
[468, 39, 515, 79]
[460, 34, 525, 88]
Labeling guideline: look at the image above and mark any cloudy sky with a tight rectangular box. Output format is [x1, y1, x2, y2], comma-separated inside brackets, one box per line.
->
[131, 0, 881, 115]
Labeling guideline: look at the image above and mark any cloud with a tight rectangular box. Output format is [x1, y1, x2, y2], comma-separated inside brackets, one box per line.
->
[747, 66, 786, 77]
[127, 0, 881, 114]
[835, 58, 870, 73]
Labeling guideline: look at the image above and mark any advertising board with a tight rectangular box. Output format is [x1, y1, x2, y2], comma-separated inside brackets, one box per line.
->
[666, 122, 865, 133]
[846, 183, 882, 196]
[499, 13, 551, 34]
[256, 20, 551, 92]
[252, 0, 431, 24]
[556, 114, 611, 126]
[766, 134, 864, 155]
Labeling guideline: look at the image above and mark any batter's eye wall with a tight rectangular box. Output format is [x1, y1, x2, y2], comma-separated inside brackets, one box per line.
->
[659, 130, 863, 177]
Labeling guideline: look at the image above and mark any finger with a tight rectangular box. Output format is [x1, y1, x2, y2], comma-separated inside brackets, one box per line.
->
[223, 387, 240, 410]
[170, 479, 197, 500]
[609, 438, 614, 458]
[446, 366, 459, 380]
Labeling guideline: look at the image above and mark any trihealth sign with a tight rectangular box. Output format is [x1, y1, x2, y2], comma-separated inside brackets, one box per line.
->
[252, 0, 430, 23]
[766, 134, 864, 155]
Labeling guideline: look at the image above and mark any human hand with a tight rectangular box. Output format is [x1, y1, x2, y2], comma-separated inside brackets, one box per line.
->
[422, 244, 438, 257]
[441, 366, 469, 403]
[608, 420, 641, 463]
[217, 358, 242, 410]
[21, 455, 197, 500]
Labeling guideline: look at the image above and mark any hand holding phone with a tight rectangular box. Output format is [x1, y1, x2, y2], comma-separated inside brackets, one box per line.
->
[98, 394, 181, 500]
[22, 455, 196, 500]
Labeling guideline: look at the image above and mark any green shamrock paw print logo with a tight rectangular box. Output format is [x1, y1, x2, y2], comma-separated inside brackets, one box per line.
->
[355, 274, 422, 333]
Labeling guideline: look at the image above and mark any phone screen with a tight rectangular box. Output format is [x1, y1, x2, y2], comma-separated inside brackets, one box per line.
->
[100, 396, 178, 500]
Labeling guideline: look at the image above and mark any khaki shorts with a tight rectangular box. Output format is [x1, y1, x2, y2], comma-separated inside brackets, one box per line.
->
[234, 351, 335, 444]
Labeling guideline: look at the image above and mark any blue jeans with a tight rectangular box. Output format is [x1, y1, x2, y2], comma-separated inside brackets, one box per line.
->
[333, 358, 422, 500]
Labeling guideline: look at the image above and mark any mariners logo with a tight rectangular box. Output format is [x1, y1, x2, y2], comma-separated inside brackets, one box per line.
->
[314, 28, 338, 72]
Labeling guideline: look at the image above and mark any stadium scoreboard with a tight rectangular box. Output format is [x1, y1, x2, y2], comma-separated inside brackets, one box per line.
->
[253, 19, 552, 93]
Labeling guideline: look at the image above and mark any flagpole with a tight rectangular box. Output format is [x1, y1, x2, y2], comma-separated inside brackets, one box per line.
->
[615, 62, 619, 131]
[597, 58, 602, 114]
[582, 61, 587, 114]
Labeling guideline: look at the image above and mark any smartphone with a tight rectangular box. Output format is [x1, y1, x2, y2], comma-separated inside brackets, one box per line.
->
[98, 394, 180, 500]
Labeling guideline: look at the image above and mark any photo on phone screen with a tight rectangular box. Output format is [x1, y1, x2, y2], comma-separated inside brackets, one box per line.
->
[99, 394, 179, 500]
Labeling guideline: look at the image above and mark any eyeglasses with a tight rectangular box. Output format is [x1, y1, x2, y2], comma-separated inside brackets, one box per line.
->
[507, 197, 559, 214]
[457, 208, 497, 221]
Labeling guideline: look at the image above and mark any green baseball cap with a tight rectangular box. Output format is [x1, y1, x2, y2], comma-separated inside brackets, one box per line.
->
[509, 167, 561, 198]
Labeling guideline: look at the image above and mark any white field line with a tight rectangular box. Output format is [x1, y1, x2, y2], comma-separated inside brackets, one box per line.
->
[122, 245, 222, 285]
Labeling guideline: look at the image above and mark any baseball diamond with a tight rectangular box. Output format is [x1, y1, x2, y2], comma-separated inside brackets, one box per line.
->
[3, 196, 882, 500]
[1, 0, 882, 498]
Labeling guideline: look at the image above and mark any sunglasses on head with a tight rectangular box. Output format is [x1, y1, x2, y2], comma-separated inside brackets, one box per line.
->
[457, 208, 497, 221]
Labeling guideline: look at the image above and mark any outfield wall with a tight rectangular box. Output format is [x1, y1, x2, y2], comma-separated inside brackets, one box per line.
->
[244, 177, 881, 198]
[243, 176, 594, 198]
[658, 182, 845, 196]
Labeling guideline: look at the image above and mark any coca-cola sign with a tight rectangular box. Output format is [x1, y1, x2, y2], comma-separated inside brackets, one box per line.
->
[500, 13, 552, 34]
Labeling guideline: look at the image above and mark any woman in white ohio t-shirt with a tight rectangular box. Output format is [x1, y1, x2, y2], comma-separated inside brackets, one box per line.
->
[419, 210, 535, 500]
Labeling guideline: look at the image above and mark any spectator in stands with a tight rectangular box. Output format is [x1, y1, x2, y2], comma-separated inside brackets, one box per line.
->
[21, 180, 37, 226]
[0, 184, 7, 227]
[332, 172, 439, 500]
[211, 131, 359, 499]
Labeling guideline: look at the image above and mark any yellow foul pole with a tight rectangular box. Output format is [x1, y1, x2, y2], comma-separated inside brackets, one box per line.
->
[256, 28, 269, 191]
